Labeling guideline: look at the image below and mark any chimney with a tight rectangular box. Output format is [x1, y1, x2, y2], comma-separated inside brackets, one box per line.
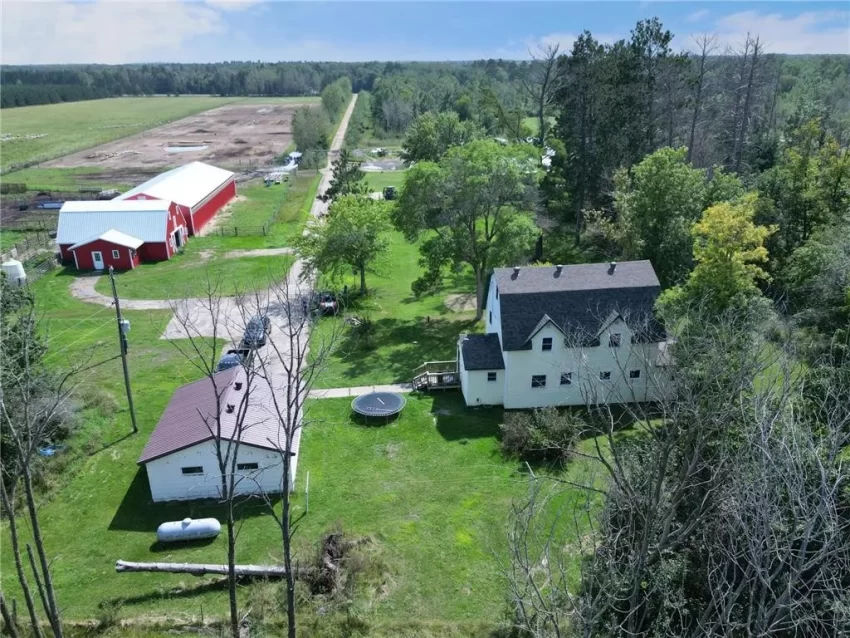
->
[555, 264, 563, 276]
[513, 266, 520, 276]
[225, 404, 235, 414]
[608, 261, 617, 274]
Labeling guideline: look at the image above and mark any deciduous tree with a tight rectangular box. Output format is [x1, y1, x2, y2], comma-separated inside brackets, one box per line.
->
[393, 139, 539, 318]
[297, 195, 390, 294]
[400, 110, 480, 164]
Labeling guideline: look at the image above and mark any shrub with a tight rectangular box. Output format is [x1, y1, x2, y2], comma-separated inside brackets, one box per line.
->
[500, 406, 582, 465]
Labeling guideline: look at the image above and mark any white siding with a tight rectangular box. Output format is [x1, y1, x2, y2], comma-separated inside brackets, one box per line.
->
[144, 441, 292, 502]
[485, 278, 502, 340]
[462, 370, 505, 406]
[501, 318, 666, 409]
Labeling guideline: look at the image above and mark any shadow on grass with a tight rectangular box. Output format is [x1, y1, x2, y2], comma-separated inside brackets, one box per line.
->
[148, 536, 217, 553]
[350, 411, 403, 428]
[109, 468, 279, 533]
[331, 317, 476, 385]
[429, 392, 503, 442]
[104, 577, 231, 608]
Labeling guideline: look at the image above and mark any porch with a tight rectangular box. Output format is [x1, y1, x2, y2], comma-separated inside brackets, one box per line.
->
[411, 360, 459, 392]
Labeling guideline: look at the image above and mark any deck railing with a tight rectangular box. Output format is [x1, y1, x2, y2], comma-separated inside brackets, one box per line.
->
[412, 360, 459, 391]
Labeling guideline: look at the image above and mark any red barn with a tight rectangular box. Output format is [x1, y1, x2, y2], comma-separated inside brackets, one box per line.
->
[117, 161, 236, 235]
[57, 200, 188, 270]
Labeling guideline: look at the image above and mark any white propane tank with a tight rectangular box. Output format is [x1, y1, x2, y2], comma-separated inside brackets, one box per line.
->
[1, 259, 26, 286]
[156, 517, 221, 543]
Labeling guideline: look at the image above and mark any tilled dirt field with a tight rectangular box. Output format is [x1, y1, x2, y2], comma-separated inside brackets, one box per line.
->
[45, 102, 312, 171]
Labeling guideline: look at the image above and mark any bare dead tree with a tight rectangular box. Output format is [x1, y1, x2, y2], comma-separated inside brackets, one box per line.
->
[733, 35, 763, 173]
[0, 592, 19, 638]
[687, 34, 718, 164]
[503, 303, 850, 637]
[241, 273, 339, 638]
[522, 43, 564, 146]
[0, 479, 44, 638]
[166, 278, 266, 638]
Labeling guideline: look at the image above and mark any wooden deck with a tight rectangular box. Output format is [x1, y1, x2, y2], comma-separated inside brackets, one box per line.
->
[411, 360, 459, 391]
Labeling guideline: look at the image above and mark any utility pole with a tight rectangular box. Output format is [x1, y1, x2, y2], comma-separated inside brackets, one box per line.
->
[109, 266, 138, 434]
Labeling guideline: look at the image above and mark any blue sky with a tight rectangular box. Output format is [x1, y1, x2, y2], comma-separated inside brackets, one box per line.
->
[2, 1, 848, 65]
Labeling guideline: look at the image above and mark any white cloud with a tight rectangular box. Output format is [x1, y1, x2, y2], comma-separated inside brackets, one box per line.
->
[686, 9, 710, 24]
[1, 0, 226, 64]
[205, 0, 262, 12]
[694, 10, 850, 55]
[533, 31, 620, 55]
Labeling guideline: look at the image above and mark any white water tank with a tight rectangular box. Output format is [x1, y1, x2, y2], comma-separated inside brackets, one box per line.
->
[156, 517, 221, 543]
[1, 259, 26, 286]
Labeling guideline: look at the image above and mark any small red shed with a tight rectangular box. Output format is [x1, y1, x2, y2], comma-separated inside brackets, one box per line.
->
[69, 230, 143, 271]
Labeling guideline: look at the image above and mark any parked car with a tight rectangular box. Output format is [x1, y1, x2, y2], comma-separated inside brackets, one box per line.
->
[383, 186, 396, 201]
[216, 352, 243, 372]
[242, 315, 271, 348]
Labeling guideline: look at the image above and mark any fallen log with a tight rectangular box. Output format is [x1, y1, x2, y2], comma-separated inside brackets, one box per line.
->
[115, 560, 287, 578]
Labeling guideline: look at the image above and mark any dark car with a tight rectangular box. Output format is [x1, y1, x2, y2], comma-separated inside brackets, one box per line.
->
[383, 186, 396, 201]
[216, 352, 243, 372]
[314, 291, 339, 316]
[242, 315, 271, 348]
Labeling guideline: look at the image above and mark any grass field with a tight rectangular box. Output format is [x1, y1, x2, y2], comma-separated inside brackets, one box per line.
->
[2, 166, 138, 191]
[361, 170, 406, 193]
[0, 96, 320, 172]
[0, 229, 30, 251]
[310, 231, 478, 389]
[92, 245, 294, 300]
[522, 116, 556, 136]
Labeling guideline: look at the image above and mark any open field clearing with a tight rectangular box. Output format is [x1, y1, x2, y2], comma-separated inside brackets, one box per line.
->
[362, 169, 406, 193]
[310, 231, 479, 389]
[44, 100, 317, 172]
[1, 96, 320, 173]
[1, 97, 237, 171]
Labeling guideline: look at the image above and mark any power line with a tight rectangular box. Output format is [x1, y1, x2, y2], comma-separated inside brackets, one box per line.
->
[42, 318, 115, 362]
[45, 304, 113, 344]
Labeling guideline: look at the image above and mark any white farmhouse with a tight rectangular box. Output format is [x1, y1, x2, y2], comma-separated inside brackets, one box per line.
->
[457, 260, 669, 409]
[138, 366, 297, 502]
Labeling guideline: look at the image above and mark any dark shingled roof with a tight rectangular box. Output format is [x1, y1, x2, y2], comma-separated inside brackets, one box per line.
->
[493, 261, 664, 351]
[460, 333, 505, 370]
[137, 365, 285, 464]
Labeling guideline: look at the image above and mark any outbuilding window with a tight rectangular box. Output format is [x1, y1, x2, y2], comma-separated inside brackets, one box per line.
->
[487, 372, 497, 382]
[542, 337, 553, 351]
[181, 466, 204, 476]
[489, 311, 492, 324]
[111, 249, 120, 259]
[629, 369, 641, 379]
[237, 462, 259, 471]
[531, 375, 546, 388]
[599, 371, 611, 381]
[609, 333, 622, 347]
[560, 372, 572, 386]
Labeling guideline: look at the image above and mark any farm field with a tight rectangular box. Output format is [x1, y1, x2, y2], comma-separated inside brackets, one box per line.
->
[310, 231, 479, 389]
[1, 96, 321, 173]
[1, 97, 236, 171]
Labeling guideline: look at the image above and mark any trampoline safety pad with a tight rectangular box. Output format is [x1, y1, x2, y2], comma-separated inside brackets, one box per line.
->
[351, 392, 407, 418]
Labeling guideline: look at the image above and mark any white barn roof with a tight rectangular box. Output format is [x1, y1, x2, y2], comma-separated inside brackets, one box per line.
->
[69, 229, 144, 251]
[57, 201, 170, 245]
[118, 161, 234, 210]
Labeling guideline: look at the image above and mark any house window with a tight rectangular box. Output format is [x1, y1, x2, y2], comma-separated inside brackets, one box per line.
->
[496, 287, 499, 299]
[542, 337, 553, 351]
[111, 249, 120, 259]
[629, 369, 641, 379]
[181, 466, 203, 476]
[531, 375, 546, 388]
[599, 371, 611, 381]
[489, 311, 492, 324]
[487, 372, 497, 382]
[560, 372, 572, 386]
[237, 462, 259, 471]
[609, 333, 622, 347]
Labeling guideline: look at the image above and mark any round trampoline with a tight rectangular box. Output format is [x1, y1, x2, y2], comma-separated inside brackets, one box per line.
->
[351, 392, 407, 419]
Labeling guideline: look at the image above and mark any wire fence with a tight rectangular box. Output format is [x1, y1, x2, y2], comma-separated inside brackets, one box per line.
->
[1, 230, 56, 263]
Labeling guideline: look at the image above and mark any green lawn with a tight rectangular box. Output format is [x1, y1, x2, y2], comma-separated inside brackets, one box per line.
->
[2, 166, 138, 192]
[0, 96, 321, 172]
[92, 246, 294, 300]
[522, 116, 556, 137]
[361, 170, 407, 193]
[1, 229, 30, 251]
[311, 231, 478, 389]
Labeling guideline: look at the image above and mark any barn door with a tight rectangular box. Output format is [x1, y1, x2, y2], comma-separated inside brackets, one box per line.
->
[91, 251, 104, 270]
